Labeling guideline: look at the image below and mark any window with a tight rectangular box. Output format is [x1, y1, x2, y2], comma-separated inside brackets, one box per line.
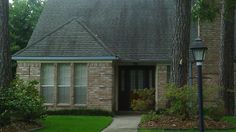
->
[40, 63, 88, 105]
[41, 64, 54, 103]
[58, 64, 71, 104]
[74, 64, 87, 104]
[129, 68, 155, 90]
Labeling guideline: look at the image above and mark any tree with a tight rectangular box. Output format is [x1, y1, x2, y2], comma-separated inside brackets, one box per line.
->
[9, 0, 44, 77]
[219, 0, 235, 115]
[10, 0, 45, 54]
[171, 0, 192, 87]
[0, 0, 11, 88]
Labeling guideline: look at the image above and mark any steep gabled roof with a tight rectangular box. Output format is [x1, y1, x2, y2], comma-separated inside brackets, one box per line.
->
[13, 0, 199, 61]
[13, 18, 116, 60]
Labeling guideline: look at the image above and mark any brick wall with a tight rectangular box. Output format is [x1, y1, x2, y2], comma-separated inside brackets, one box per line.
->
[155, 65, 168, 109]
[200, 15, 221, 87]
[17, 62, 41, 90]
[87, 62, 114, 111]
[17, 61, 114, 112]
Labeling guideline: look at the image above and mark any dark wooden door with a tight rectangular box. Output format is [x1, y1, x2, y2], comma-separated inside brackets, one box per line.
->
[118, 66, 155, 111]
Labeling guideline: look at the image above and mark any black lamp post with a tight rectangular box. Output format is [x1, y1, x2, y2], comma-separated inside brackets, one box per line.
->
[190, 38, 208, 132]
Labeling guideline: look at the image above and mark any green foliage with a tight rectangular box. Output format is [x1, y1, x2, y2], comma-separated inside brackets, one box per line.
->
[46, 109, 113, 116]
[141, 111, 160, 124]
[131, 88, 155, 111]
[192, 0, 236, 22]
[204, 100, 225, 121]
[10, 0, 45, 78]
[10, 0, 45, 54]
[165, 84, 198, 120]
[192, 0, 219, 22]
[0, 78, 46, 126]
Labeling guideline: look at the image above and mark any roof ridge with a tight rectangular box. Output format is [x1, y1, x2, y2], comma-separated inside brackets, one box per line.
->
[75, 19, 117, 57]
[13, 17, 78, 57]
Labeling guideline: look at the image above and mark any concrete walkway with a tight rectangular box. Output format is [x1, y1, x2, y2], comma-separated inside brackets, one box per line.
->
[102, 115, 141, 132]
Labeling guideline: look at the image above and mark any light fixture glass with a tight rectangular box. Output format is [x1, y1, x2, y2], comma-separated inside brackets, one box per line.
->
[190, 38, 208, 63]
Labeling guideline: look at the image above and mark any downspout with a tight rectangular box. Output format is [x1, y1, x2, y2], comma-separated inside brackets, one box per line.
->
[188, 62, 193, 86]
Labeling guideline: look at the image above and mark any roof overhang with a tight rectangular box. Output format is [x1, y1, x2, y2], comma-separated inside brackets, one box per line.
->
[12, 56, 119, 61]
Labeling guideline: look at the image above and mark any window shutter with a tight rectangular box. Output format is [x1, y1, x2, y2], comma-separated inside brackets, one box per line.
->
[74, 64, 87, 104]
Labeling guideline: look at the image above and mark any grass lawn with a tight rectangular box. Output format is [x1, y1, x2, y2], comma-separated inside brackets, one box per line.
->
[139, 116, 236, 132]
[36, 115, 112, 132]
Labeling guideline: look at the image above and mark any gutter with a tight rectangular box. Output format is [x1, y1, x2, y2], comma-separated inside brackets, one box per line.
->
[12, 56, 119, 61]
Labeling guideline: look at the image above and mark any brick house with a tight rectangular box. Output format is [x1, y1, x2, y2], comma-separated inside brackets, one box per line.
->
[12, 0, 236, 112]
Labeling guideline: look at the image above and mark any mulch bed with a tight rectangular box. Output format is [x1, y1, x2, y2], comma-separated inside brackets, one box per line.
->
[0, 121, 42, 132]
[140, 116, 236, 130]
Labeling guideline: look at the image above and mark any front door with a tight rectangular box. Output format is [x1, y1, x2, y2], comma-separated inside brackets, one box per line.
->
[118, 66, 155, 111]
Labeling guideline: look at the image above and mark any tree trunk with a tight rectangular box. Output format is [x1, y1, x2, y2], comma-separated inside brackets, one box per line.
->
[0, 0, 11, 88]
[171, 0, 191, 87]
[219, 0, 235, 115]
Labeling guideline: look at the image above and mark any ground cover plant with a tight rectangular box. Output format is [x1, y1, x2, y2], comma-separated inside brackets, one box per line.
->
[139, 116, 236, 132]
[35, 115, 112, 132]
[139, 84, 234, 130]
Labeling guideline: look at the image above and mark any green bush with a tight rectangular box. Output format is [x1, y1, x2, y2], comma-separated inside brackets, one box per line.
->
[140, 111, 160, 123]
[165, 84, 198, 119]
[47, 109, 113, 116]
[0, 78, 46, 126]
[131, 88, 155, 111]
[204, 99, 225, 121]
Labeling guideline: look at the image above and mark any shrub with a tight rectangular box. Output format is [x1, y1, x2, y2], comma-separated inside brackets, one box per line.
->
[46, 109, 113, 116]
[204, 99, 225, 121]
[141, 111, 160, 123]
[165, 84, 198, 120]
[131, 88, 155, 111]
[0, 78, 46, 126]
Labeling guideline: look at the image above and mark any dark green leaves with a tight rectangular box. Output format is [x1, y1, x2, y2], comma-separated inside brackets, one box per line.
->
[191, 0, 219, 22]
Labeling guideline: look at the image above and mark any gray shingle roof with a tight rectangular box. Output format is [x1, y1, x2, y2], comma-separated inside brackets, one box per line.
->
[13, 0, 197, 61]
[13, 18, 115, 58]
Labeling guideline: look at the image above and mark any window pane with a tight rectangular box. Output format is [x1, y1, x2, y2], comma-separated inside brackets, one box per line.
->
[75, 86, 87, 104]
[74, 64, 87, 104]
[42, 86, 54, 103]
[41, 64, 54, 103]
[58, 64, 70, 85]
[41, 64, 54, 85]
[137, 70, 144, 89]
[130, 70, 136, 90]
[75, 64, 87, 86]
[58, 64, 70, 103]
[58, 86, 70, 103]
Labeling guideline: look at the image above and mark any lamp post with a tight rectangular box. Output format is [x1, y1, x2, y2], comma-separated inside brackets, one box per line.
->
[190, 38, 208, 132]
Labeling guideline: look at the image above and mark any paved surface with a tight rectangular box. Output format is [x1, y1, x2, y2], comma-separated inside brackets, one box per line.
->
[102, 115, 141, 132]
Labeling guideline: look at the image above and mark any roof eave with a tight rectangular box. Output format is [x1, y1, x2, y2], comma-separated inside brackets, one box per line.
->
[12, 56, 119, 61]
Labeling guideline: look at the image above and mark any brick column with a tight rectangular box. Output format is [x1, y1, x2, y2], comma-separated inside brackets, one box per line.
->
[87, 62, 114, 111]
[155, 65, 167, 109]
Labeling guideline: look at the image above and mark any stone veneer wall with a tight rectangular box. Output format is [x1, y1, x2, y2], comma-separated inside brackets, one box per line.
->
[16, 61, 114, 112]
